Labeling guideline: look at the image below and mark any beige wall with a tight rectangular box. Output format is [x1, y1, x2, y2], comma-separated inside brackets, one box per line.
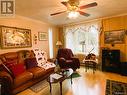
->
[58, 27, 64, 48]
[52, 27, 59, 58]
[0, 15, 59, 58]
[101, 15, 127, 62]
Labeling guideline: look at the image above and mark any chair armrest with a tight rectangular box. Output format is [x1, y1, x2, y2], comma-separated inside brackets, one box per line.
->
[0, 71, 13, 84]
[58, 57, 66, 68]
[71, 57, 79, 60]
[59, 57, 66, 62]
[66, 60, 73, 63]
[71, 57, 80, 68]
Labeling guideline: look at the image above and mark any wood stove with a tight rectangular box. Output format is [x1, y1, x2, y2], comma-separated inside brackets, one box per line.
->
[102, 49, 120, 73]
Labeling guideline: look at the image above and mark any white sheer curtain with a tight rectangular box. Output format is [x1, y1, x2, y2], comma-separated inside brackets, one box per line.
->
[64, 21, 101, 55]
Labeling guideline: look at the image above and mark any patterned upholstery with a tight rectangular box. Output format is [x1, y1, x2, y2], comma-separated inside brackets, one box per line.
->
[34, 49, 47, 66]
[57, 48, 80, 71]
[33, 49, 55, 70]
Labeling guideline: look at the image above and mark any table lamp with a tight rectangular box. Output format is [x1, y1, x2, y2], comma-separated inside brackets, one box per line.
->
[56, 41, 62, 48]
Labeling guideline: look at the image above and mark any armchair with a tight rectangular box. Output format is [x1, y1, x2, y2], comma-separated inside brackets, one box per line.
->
[56, 48, 80, 71]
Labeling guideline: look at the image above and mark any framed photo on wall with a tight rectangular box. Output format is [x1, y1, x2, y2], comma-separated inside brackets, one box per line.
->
[0, 25, 32, 49]
[104, 29, 125, 44]
[38, 32, 47, 41]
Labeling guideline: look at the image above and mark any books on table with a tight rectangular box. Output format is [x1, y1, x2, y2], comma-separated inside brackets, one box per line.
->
[50, 73, 62, 79]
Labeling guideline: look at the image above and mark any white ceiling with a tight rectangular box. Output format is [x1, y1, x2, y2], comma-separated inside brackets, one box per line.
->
[16, 0, 127, 25]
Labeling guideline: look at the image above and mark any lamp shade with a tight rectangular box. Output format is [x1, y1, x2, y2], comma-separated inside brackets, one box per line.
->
[56, 41, 62, 46]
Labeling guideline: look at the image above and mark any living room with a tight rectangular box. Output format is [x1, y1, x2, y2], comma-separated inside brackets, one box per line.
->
[0, 0, 127, 95]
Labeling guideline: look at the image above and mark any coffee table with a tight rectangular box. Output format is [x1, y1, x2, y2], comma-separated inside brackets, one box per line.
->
[47, 68, 73, 95]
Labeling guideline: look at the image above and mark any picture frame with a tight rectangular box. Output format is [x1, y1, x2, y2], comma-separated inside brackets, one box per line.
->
[0, 25, 32, 49]
[104, 29, 125, 44]
[38, 32, 47, 41]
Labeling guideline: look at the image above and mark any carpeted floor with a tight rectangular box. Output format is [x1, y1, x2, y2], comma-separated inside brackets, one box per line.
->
[30, 80, 48, 93]
[72, 72, 81, 78]
[106, 80, 127, 95]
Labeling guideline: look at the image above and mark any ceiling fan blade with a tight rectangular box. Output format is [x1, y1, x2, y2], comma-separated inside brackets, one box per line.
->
[80, 2, 97, 9]
[61, 1, 68, 7]
[78, 11, 90, 17]
[50, 11, 66, 16]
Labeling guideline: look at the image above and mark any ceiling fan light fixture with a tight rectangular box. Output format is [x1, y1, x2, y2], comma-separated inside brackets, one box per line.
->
[68, 11, 79, 19]
[51, 1, 97, 18]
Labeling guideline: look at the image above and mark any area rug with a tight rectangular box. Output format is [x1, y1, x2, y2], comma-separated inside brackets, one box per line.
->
[106, 80, 127, 95]
[68, 72, 81, 79]
[30, 80, 48, 93]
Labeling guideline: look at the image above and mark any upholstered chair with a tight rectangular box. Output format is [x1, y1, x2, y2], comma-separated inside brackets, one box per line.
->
[56, 48, 80, 71]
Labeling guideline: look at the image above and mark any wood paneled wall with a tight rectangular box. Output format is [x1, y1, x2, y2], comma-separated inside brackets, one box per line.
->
[101, 15, 127, 62]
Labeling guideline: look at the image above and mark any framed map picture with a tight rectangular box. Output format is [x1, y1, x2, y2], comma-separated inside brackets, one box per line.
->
[0, 25, 32, 49]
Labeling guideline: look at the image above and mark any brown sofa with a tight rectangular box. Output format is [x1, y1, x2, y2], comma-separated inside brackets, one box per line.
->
[0, 50, 54, 95]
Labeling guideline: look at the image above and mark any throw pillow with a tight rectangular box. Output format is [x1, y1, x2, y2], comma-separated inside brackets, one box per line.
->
[3, 60, 17, 78]
[5, 60, 17, 68]
[33, 49, 47, 67]
[10, 63, 25, 77]
[25, 58, 38, 69]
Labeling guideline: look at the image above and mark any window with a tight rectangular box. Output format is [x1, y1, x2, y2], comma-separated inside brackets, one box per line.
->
[64, 21, 100, 55]
[48, 28, 53, 58]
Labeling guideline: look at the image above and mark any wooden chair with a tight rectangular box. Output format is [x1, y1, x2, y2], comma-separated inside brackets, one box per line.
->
[83, 53, 98, 73]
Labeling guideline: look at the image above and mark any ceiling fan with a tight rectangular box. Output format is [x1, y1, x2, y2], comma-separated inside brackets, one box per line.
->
[50, 0, 97, 18]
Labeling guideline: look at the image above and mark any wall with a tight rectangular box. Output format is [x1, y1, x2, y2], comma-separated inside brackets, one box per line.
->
[58, 27, 64, 48]
[60, 15, 127, 63]
[52, 27, 59, 58]
[101, 15, 127, 62]
[0, 15, 59, 58]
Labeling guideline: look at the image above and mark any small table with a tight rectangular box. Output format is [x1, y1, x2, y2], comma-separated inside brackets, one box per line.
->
[47, 68, 73, 95]
[83, 59, 98, 73]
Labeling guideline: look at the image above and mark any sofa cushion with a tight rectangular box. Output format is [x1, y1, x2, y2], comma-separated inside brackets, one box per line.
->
[6, 60, 17, 68]
[27, 67, 46, 79]
[10, 63, 26, 77]
[4, 52, 18, 59]
[45, 67, 55, 73]
[25, 58, 38, 69]
[5, 59, 18, 74]
[14, 71, 33, 88]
